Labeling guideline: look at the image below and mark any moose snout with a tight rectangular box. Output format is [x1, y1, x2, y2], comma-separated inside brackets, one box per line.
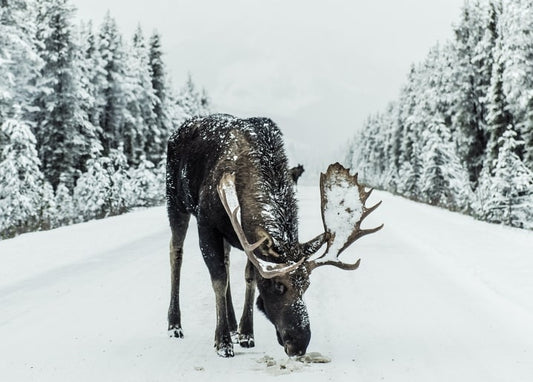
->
[278, 328, 310, 357]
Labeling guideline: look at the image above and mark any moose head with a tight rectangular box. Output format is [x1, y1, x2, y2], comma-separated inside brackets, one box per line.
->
[217, 162, 383, 356]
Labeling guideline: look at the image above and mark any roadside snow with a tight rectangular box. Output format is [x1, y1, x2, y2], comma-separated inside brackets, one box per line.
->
[1, 186, 532, 381]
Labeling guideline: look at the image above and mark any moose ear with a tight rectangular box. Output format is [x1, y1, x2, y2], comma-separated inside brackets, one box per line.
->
[301, 232, 329, 257]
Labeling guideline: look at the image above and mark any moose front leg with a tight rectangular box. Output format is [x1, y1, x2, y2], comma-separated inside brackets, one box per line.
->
[198, 225, 234, 357]
[238, 260, 256, 348]
[223, 240, 238, 341]
[167, 209, 190, 338]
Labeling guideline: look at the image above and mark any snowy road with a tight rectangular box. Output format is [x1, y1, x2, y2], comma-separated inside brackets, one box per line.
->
[1, 186, 532, 381]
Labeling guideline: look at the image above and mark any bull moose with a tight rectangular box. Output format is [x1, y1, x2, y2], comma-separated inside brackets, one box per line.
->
[166, 114, 382, 357]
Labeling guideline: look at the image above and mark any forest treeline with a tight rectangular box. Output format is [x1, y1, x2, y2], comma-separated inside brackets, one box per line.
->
[346, 0, 533, 229]
[0, 0, 210, 239]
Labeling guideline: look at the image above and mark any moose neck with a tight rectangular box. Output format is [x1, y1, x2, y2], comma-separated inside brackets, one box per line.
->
[235, 147, 300, 261]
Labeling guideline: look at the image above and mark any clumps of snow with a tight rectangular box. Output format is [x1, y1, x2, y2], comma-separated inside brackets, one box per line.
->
[256, 355, 303, 374]
[256, 352, 331, 375]
[296, 352, 332, 364]
[257, 355, 277, 367]
[322, 172, 363, 256]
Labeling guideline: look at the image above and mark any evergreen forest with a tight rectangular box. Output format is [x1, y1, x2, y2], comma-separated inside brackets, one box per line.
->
[0, 0, 210, 239]
[346, 0, 533, 229]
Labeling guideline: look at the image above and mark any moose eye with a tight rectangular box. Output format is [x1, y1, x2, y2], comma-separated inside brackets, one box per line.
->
[273, 281, 286, 295]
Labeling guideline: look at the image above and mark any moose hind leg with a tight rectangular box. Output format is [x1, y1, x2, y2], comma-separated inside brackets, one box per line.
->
[238, 260, 256, 348]
[167, 210, 190, 338]
[198, 225, 234, 357]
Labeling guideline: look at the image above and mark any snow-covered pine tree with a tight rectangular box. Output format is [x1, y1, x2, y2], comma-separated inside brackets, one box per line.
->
[175, 73, 211, 122]
[125, 25, 156, 165]
[75, 20, 104, 162]
[97, 12, 130, 157]
[107, 146, 135, 215]
[499, 0, 533, 171]
[485, 27, 513, 173]
[78, 21, 106, 144]
[448, 1, 493, 185]
[380, 103, 400, 192]
[147, 31, 173, 163]
[0, 118, 49, 238]
[483, 126, 533, 228]
[0, 0, 41, 126]
[420, 122, 472, 211]
[33, 0, 96, 189]
[398, 65, 426, 201]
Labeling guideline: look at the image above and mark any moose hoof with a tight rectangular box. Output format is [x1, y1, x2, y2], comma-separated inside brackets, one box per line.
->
[239, 334, 255, 348]
[216, 342, 234, 358]
[168, 325, 184, 339]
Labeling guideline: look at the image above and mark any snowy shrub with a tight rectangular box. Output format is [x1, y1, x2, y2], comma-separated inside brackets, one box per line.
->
[73, 156, 112, 221]
[0, 119, 47, 239]
[54, 180, 76, 227]
[481, 128, 533, 228]
[129, 157, 164, 207]
[107, 148, 135, 215]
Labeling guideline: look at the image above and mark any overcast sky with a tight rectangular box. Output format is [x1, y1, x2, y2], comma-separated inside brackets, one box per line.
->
[70, 0, 466, 170]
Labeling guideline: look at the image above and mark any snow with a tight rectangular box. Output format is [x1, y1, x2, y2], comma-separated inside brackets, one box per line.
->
[1, 186, 533, 381]
[321, 169, 364, 257]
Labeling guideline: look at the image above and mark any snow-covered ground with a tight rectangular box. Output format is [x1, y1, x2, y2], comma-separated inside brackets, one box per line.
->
[1, 186, 532, 381]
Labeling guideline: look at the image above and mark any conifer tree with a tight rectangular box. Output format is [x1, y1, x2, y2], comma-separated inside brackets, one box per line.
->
[449, 1, 493, 184]
[420, 123, 471, 210]
[175, 73, 210, 121]
[125, 25, 156, 164]
[78, 22, 105, 138]
[98, 12, 129, 156]
[146, 31, 172, 163]
[500, 0, 533, 170]
[33, 0, 95, 189]
[0, 0, 41, 126]
[485, 33, 512, 172]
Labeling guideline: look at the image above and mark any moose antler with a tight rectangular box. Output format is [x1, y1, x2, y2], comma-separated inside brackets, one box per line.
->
[217, 173, 305, 279]
[307, 163, 383, 272]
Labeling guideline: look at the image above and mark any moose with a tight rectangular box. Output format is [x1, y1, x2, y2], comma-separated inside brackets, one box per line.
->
[166, 114, 382, 357]
[289, 164, 305, 184]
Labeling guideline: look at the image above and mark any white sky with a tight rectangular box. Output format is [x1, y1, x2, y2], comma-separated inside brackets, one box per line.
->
[70, 0, 465, 169]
